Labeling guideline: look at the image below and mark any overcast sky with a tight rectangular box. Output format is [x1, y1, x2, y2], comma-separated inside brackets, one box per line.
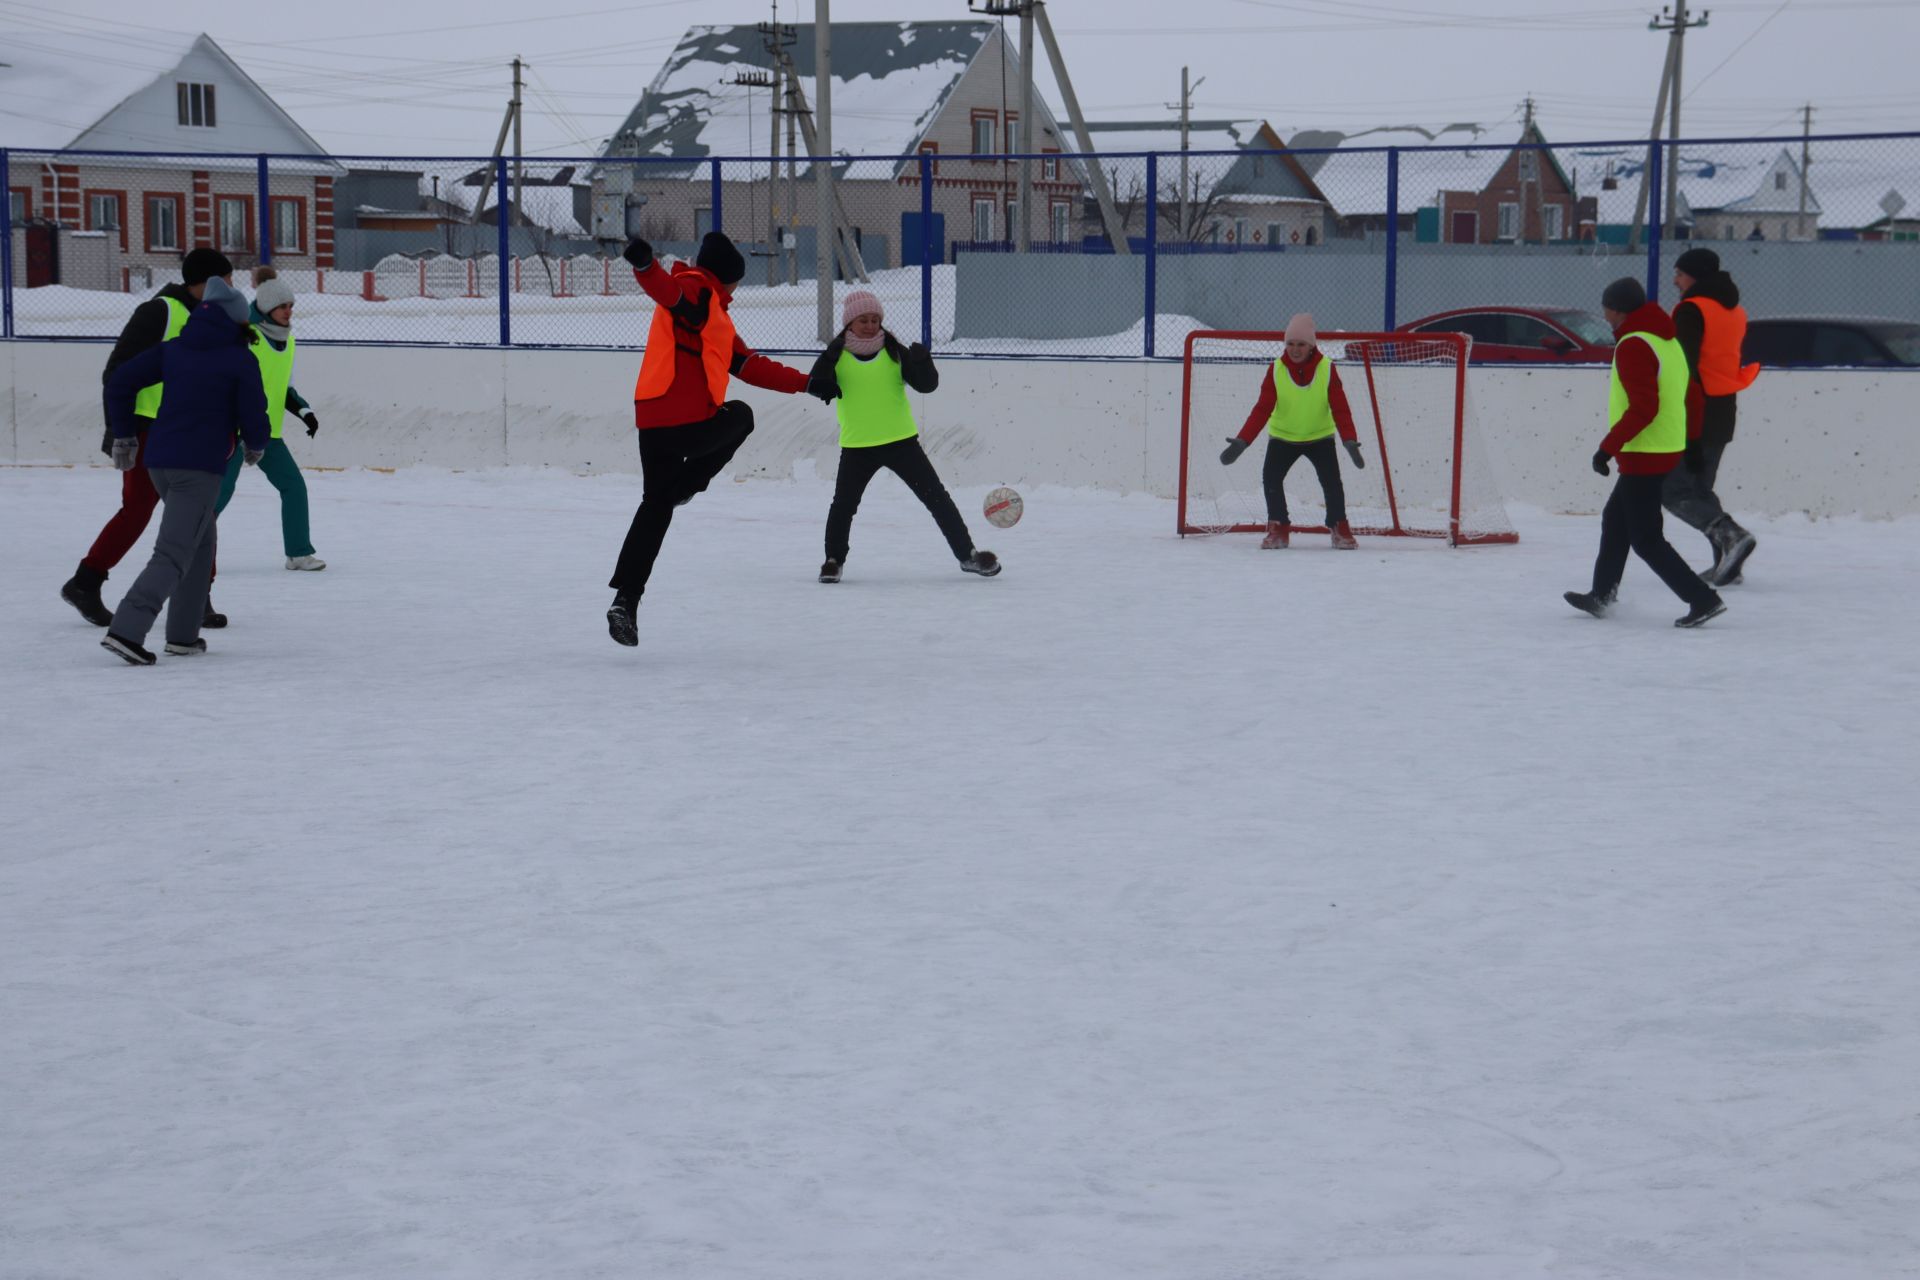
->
[9, 0, 1919, 156]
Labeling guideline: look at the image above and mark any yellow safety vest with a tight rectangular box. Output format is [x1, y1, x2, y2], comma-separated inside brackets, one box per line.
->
[251, 331, 297, 440]
[1265, 356, 1336, 443]
[1609, 332, 1689, 454]
[131, 297, 190, 420]
[833, 348, 919, 449]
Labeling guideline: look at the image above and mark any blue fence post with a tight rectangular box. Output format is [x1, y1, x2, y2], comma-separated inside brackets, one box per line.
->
[711, 159, 723, 239]
[1383, 148, 1400, 331]
[920, 151, 934, 348]
[497, 156, 512, 346]
[1, 148, 14, 340]
[1645, 141, 1664, 303]
[1144, 153, 1158, 359]
[256, 154, 272, 266]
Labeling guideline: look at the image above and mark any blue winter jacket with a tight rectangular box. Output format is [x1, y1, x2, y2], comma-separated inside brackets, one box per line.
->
[106, 301, 271, 474]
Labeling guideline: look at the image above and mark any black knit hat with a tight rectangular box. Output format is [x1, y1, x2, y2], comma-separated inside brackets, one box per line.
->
[1601, 276, 1646, 314]
[695, 232, 746, 286]
[1674, 247, 1721, 281]
[181, 247, 234, 286]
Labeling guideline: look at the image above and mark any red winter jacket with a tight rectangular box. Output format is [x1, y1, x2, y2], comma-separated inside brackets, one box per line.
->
[632, 261, 809, 428]
[1233, 350, 1359, 444]
[1599, 301, 1703, 475]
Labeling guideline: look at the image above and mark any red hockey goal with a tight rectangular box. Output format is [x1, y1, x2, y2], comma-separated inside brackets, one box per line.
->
[1178, 329, 1517, 545]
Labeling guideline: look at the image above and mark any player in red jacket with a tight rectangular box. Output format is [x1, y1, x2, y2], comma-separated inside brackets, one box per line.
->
[605, 232, 815, 647]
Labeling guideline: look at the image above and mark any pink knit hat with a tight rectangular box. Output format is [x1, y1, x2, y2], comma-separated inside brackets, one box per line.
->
[1284, 312, 1316, 344]
[841, 290, 883, 328]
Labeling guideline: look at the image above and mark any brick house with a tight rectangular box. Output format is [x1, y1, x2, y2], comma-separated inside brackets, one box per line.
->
[1, 30, 342, 288]
[593, 21, 1090, 272]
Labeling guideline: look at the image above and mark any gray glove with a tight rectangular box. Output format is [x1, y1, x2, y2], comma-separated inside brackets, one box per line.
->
[111, 436, 138, 471]
[1343, 439, 1365, 470]
[1219, 437, 1251, 466]
[244, 447, 266, 467]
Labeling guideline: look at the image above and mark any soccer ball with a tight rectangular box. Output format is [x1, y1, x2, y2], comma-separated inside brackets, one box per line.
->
[983, 486, 1023, 529]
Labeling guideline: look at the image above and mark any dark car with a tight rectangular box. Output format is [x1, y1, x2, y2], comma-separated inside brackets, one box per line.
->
[1396, 306, 1616, 363]
[1741, 317, 1920, 367]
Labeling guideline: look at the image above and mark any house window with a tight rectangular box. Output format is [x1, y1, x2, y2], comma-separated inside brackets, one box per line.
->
[1232, 217, 1249, 245]
[7, 188, 26, 223]
[919, 141, 939, 176]
[1266, 222, 1282, 247]
[1050, 199, 1071, 243]
[86, 191, 126, 249]
[971, 196, 995, 243]
[1497, 202, 1520, 240]
[1518, 150, 1539, 182]
[216, 195, 252, 252]
[971, 111, 996, 156]
[145, 194, 182, 252]
[1775, 171, 1788, 191]
[270, 197, 304, 253]
[1042, 149, 1059, 181]
[1005, 115, 1020, 155]
[1544, 203, 1565, 240]
[177, 82, 217, 128]
[1006, 198, 1019, 241]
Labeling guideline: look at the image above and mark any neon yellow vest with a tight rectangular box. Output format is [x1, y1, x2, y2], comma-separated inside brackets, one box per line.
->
[1265, 356, 1336, 443]
[834, 348, 919, 449]
[1608, 332, 1689, 454]
[131, 297, 190, 420]
[251, 331, 297, 440]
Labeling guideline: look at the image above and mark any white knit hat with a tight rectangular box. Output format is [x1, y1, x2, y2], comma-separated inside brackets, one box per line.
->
[254, 276, 296, 315]
[1284, 312, 1316, 344]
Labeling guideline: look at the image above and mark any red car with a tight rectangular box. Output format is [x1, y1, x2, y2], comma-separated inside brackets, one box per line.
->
[1396, 306, 1616, 363]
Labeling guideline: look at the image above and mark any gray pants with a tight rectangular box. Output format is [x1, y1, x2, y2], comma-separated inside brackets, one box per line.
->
[110, 467, 220, 647]
[1661, 437, 1730, 538]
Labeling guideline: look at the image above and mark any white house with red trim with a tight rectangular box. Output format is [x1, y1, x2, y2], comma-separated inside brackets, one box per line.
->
[1, 30, 343, 289]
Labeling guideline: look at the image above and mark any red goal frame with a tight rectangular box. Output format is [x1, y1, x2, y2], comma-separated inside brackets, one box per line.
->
[1177, 329, 1517, 546]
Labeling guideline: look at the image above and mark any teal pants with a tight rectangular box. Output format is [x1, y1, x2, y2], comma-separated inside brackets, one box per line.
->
[217, 437, 314, 557]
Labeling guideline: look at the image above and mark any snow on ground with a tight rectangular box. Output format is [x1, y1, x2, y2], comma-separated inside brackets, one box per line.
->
[3, 464, 1917, 1280]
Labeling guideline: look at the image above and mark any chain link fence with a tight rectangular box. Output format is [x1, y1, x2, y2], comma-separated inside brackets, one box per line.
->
[6, 134, 1917, 360]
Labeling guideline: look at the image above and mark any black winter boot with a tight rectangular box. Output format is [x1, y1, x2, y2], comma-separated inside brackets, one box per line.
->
[202, 597, 228, 629]
[960, 550, 1001, 577]
[61, 564, 113, 627]
[1563, 588, 1616, 618]
[819, 559, 842, 584]
[606, 592, 639, 647]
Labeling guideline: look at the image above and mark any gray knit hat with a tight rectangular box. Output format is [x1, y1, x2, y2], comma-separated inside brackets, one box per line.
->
[201, 277, 251, 325]
[254, 275, 296, 316]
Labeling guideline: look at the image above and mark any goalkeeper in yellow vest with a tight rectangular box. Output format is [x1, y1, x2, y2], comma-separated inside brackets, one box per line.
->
[804, 292, 998, 584]
[215, 270, 326, 571]
[1565, 277, 1726, 628]
[1217, 312, 1364, 549]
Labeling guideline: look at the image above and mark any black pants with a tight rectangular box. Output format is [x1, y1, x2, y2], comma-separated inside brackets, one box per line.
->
[609, 402, 755, 595]
[1262, 435, 1346, 526]
[1593, 471, 1719, 608]
[825, 437, 974, 563]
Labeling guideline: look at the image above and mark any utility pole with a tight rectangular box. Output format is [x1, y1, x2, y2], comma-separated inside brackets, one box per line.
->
[774, 42, 868, 285]
[477, 59, 526, 228]
[1650, 2, 1709, 239]
[758, 4, 796, 283]
[1798, 102, 1813, 241]
[813, 0, 833, 339]
[728, 65, 777, 282]
[784, 61, 799, 282]
[1017, 3, 1034, 252]
[1627, 33, 1678, 251]
[1168, 67, 1204, 242]
[1029, 0, 1131, 254]
[1521, 94, 1540, 243]
[511, 57, 524, 231]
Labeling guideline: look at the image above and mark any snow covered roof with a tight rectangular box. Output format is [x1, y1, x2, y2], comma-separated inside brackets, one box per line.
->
[431, 163, 589, 237]
[1292, 121, 1548, 217]
[0, 29, 336, 166]
[1563, 142, 1913, 230]
[602, 21, 994, 174]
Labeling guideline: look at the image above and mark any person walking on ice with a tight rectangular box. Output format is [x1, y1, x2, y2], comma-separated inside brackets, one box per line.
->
[606, 231, 814, 647]
[807, 291, 1000, 584]
[1216, 313, 1364, 549]
[98, 279, 271, 664]
[214, 269, 326, 571]
[1665, 247, 1759, 587]
[1564, 277, 1726, 629]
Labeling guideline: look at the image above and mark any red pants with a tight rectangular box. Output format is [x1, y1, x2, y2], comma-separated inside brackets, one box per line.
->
[82, 428, 159, 575]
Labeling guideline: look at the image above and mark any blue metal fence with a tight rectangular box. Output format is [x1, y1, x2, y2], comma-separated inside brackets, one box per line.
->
[2, 130, 1914, 358]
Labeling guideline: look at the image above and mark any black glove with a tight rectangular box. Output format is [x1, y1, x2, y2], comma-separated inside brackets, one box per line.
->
[1592, 448, 1611, 477]
[245, 446, 266, 467]
[1342, 439, 1365, 470]
[806, 374, 838, 404]
[622, 238, 654, 271]
[110, 436, 138, 471]
[302, 411, 320, 438]
[1684, 439, 1705, 473]
[905, 341, 931, 365]
[1219, 437, 1250, 466]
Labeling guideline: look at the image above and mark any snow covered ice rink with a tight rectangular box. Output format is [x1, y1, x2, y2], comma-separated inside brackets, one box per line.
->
[4, 463, 1918, 1279]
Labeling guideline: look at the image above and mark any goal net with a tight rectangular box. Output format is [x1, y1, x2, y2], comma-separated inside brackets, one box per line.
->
[1178, 330, 1517, 545]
